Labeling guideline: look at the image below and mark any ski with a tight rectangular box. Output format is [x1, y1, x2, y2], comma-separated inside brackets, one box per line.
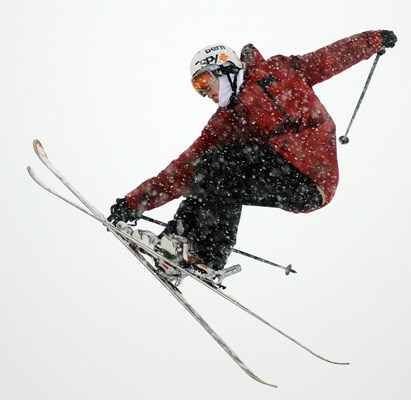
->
[29, 139, 349, 364]
[28, 139, 350, 386]
[28, 145, 278, 388]
[28, 164, 349, 366]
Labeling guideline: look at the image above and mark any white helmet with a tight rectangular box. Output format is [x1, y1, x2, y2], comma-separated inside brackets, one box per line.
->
[190, 44, 242, 78]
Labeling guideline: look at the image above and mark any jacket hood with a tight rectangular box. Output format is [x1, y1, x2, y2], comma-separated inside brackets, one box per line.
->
[240, 44, 266, 72]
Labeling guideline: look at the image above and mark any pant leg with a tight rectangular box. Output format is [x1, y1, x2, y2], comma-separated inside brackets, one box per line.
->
[165, 196, 242, 270]
[239, 144, 324, 211]
[164, 146, 244, 269]
[165, 143, 323, 269]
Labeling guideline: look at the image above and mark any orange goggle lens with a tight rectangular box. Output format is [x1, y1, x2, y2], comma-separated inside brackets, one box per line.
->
[191, 70, 217, 96]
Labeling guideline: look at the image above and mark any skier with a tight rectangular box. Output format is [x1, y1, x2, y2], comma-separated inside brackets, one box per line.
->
[108, 30, 397, 279]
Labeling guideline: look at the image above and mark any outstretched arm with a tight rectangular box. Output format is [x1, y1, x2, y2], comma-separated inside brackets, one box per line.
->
[282, 30, 396, 86]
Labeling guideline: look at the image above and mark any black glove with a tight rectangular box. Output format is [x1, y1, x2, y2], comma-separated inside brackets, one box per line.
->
[380, 30, 397, 49]
[108, 198, 142, 226]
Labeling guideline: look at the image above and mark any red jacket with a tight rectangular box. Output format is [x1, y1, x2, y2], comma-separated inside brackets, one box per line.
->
[126, 31, 383, 212]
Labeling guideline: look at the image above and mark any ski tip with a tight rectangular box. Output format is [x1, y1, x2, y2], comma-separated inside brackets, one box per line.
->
[246, 371, 277, 388]
[254, 377, 278, 388]
[265, 381, 278, 389]
[27, 165, 39, 181]
[335, 361, 350, 366]
[33, 139, 46, 158]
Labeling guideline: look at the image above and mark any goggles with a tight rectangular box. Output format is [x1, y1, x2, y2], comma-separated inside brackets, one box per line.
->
[191, 70, 218, 97]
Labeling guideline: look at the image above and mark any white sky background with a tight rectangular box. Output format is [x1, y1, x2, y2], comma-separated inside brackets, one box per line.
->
[1, 0, 410, 398]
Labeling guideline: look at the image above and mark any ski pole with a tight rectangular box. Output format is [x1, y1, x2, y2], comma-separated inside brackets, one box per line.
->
[140, 215, 296, 275]
[230, 248, 295, 275]
[339, 50, 385, 145]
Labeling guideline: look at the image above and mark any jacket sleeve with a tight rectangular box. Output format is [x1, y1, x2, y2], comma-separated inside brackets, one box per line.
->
[125, 110, 235, 211]
[282, 31, 383, 86]
[125, 138, 205, 211]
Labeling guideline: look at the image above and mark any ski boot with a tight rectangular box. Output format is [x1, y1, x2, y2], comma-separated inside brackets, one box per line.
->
[128, 229, 186, 286]
[126, 227, 241, 288]
[156, 233, 223, 284]
[159, 234, 242, 288]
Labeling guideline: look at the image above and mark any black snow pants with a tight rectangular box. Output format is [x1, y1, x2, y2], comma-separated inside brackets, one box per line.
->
[164, 143, 323, 269]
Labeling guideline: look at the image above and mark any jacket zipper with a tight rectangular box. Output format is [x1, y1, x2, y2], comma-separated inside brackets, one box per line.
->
[256, 74, 300, 133]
